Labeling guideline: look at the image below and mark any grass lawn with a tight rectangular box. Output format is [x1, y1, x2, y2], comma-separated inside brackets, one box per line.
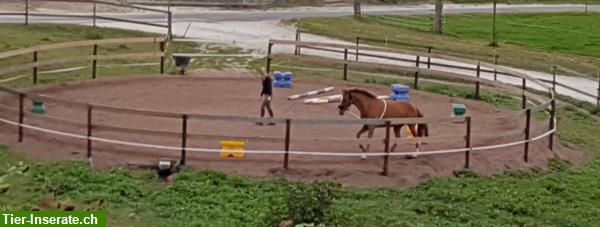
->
[292, 12, 600, 77]
[0, 24, 251, 88]
[2, 24, 600, 226]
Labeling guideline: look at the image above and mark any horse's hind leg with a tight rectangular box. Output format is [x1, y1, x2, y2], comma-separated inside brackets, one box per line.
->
[407, 124, 420, 158]
[391, 125, 402, 152]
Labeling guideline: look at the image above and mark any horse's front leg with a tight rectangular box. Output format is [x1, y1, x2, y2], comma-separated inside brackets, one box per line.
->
[360, 125, 376, 159]
[356, 125, 369, 157]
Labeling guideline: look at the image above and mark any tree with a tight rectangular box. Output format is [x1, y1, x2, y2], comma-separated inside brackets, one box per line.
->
[434, 0, 444, 34]
[354, 0, 362, 19]
[491, 0, 498, 46]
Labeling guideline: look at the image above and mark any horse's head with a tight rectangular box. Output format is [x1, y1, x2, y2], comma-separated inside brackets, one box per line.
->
[338, 89, 353, 115]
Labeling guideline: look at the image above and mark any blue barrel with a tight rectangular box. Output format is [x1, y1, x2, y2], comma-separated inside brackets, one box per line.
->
[390, 84, 410, 101]
[273, 71, 293, 88]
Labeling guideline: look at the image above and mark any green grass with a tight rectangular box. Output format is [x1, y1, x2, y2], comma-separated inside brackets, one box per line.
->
[293, 12, 600, 77]
[2, 23, 600, 226]
[0, 24, 255, 88]
[443, 13, 600, 58]
[2, 144, 600, 226]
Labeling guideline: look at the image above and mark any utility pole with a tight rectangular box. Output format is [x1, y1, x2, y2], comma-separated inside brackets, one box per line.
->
[491, 0, 498, 46]
[434, 0, 444, 34]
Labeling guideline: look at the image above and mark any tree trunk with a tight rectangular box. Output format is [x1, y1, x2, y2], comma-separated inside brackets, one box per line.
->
[434, 0, 444, 34]
[354, 0, 361, 19]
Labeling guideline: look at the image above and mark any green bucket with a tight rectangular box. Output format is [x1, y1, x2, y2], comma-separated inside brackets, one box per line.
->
[32, 100, 45, 114]
[452, 103, 466, 116]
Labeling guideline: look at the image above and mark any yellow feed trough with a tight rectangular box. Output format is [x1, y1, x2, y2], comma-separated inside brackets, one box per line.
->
[220, 140, 245, 158]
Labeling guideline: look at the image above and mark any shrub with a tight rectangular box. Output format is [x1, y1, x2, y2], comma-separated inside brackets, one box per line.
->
[287, 182, 340, 225]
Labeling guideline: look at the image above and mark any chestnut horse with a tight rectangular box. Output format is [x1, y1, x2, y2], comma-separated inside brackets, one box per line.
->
[338, 88, 428, 158]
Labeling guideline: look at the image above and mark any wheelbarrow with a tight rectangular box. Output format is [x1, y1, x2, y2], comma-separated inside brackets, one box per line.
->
[172, 54, 191, 75]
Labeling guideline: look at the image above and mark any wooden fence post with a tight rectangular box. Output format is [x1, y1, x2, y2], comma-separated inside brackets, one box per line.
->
[294, 29, 300, 55]
[549, 99, 555, 151]
[524, 109, 531, 163]
[92, 44, 98, 79]
[355, 37, 359, 61]
[343, 48, 348, 81]
[414, 56, 420, 90]
[266, 43, 273, 74]
[475, 62, 481, 100]
[87, 105, 93, 158]
[93, 0, 97, 27]
[284, 119, 291, 169]
[464, 116, 471, 169]
[427, 47, 432, 69]
[493, 55, 499, 81]
[159, 41, 165, 74]
[522, 78, 527, 109]
[167, 12, 173, 40]
[18, 93, 24, 142]
[32, 51, 37, 85]
[383, 121, 391, 176]
[25, 0, 29, 25]
[181, 114, 188, 165]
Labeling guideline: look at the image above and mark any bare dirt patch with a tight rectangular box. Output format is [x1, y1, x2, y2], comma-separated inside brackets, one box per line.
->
[0, 71, 583, 187]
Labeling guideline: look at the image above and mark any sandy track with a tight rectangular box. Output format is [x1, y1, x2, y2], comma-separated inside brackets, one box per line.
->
[0, 71, 584, 187]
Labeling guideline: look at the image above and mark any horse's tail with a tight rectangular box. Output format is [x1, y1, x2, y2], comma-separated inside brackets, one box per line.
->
[418, 123, 429, 137]
[415, 108, 429, 137]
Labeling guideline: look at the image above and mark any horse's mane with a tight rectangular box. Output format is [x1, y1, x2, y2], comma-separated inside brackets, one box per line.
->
[347, 88, 378, 99]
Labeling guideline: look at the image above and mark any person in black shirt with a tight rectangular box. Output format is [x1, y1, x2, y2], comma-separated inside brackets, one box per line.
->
[259, 69, 274, 125]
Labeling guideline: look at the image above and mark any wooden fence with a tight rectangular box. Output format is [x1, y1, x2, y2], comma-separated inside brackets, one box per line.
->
[0, 38, 558, 176]
[0, 0, 173, 39]
[0, 37, 167, 85]
[292, 30, 600, 106]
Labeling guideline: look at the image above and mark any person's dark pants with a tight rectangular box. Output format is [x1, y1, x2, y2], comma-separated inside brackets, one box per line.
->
[261, 95, 274, 118]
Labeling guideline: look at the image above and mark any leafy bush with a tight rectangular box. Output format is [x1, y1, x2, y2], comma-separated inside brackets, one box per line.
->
[287, 182, 340, 225]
